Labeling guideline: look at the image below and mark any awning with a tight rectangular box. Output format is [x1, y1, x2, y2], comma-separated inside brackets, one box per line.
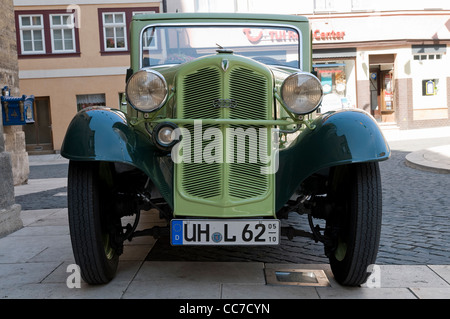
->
[412, 44, 447, 55]
[313, 48, 357, 59]
[313, 63, 345, 67]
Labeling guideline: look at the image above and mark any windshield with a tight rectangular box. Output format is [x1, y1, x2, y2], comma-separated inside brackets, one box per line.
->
[141, 25, 301, 68]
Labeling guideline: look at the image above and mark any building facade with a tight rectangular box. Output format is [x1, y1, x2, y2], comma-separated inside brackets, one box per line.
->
[169, 0, 450, 130]
[14, 0, 161, 153]
[14, 0, 450, 153]
[309, 10, 450, 130]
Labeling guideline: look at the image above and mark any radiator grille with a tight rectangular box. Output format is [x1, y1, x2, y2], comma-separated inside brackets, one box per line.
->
[178, 64, 271, 202]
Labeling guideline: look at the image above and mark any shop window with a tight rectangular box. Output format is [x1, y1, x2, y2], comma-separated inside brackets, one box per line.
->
[313, 62, 356, 113]
[76, 94, 106, 111]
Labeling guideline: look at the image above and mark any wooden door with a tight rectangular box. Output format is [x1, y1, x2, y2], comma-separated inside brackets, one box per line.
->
[24, 97, 54, 153]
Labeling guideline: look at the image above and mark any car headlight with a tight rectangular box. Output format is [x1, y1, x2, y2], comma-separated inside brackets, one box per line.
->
[126, 69, 168, 113]
[280, 72, 323, 115]
[152, 122, 179, 150]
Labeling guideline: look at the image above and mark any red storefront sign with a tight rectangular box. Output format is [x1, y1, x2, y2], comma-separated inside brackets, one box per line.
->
[243, 28, 299, 44]
[313, 29, 345, 41]
[242, 28, 345, 43]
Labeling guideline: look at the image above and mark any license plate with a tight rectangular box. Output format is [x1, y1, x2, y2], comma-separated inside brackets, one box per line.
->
[171, 219, 280, 246]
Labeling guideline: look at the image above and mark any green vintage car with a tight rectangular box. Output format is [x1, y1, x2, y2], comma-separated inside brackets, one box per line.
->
[61, 13, 390, 286]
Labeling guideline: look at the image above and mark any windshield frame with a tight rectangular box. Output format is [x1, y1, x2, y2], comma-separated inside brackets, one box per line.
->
[138, 22, 303, 70]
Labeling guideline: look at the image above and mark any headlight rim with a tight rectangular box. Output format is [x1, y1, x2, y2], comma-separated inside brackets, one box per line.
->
[125, 68, 168, 113]
[280, 71, 323, 115]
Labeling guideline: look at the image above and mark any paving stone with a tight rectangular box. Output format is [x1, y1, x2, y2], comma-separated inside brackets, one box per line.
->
[2, 132, 449, 299]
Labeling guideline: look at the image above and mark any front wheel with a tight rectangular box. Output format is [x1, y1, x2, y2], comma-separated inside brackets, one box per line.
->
[326, 162, 382, 286]
[67, 161, 122, 284]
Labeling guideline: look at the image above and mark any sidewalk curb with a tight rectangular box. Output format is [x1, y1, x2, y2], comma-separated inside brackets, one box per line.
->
[405, 145, 450, 174]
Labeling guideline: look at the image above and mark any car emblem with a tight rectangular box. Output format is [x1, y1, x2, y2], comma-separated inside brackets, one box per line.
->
[221, 59, 229, 71]
[213, 99, 237, 108]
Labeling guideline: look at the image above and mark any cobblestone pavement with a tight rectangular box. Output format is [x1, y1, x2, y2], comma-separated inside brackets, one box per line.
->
[377, 148, 450, 265]
[15, 136, 450, 265]
[147, 147, 450, 265]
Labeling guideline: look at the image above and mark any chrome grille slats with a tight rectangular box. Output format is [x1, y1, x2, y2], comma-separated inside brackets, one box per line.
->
[228, 67, 270, 199]
[229, 67, 268, 120]
[228, 124, 269, 199]
[181, 124, 222, 199]
[180, 67, 222, 198]
[181, 67, 222, 119]
[177, 61, 272, 203]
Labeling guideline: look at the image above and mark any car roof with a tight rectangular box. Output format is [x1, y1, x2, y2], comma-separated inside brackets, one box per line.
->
[132, 12, 309, 24]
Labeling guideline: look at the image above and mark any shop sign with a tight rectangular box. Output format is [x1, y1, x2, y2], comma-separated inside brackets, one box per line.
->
[425, 80, 436, 96]
[243, 28, 298, 44]
[242, 28, 345, 44]
[313, 29, 345, 41]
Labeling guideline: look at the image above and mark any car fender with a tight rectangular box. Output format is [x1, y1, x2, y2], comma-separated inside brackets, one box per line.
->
[275, 109, 390, 211]
[61, 107, 173, 206]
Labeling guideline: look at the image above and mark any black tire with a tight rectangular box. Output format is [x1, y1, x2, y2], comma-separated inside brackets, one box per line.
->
[327, 162, 382, 286]
[67, 161, 121, 284]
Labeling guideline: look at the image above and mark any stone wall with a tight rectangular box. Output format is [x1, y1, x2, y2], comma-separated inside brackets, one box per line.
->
[3, 126, 29, 185]
[0, 0, 29, 185]
[0, 0, 23, 237]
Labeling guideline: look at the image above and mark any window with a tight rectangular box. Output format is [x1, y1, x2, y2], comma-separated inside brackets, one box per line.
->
[19, 15, 45, 54]
[351, 0, 373, 11]
[76, 94, 106, 111]
[133, 11, 156, 49]
[422, 79, 438, 96]
[133, 11, 156, 16]
[413, 54, 442, 61]
[412, 44, 446, 62]
[50, 14, 75, 53]
[98, 7, 159, 54]
[195, 0, 249, 12]
[314, 0, 335, 12]
[313, 61, 357, 113]
[102, 12, 127, 51]
[119, 92, 127, 112]
[141, 25, 300, 68]
[16, 10, 80, 58]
